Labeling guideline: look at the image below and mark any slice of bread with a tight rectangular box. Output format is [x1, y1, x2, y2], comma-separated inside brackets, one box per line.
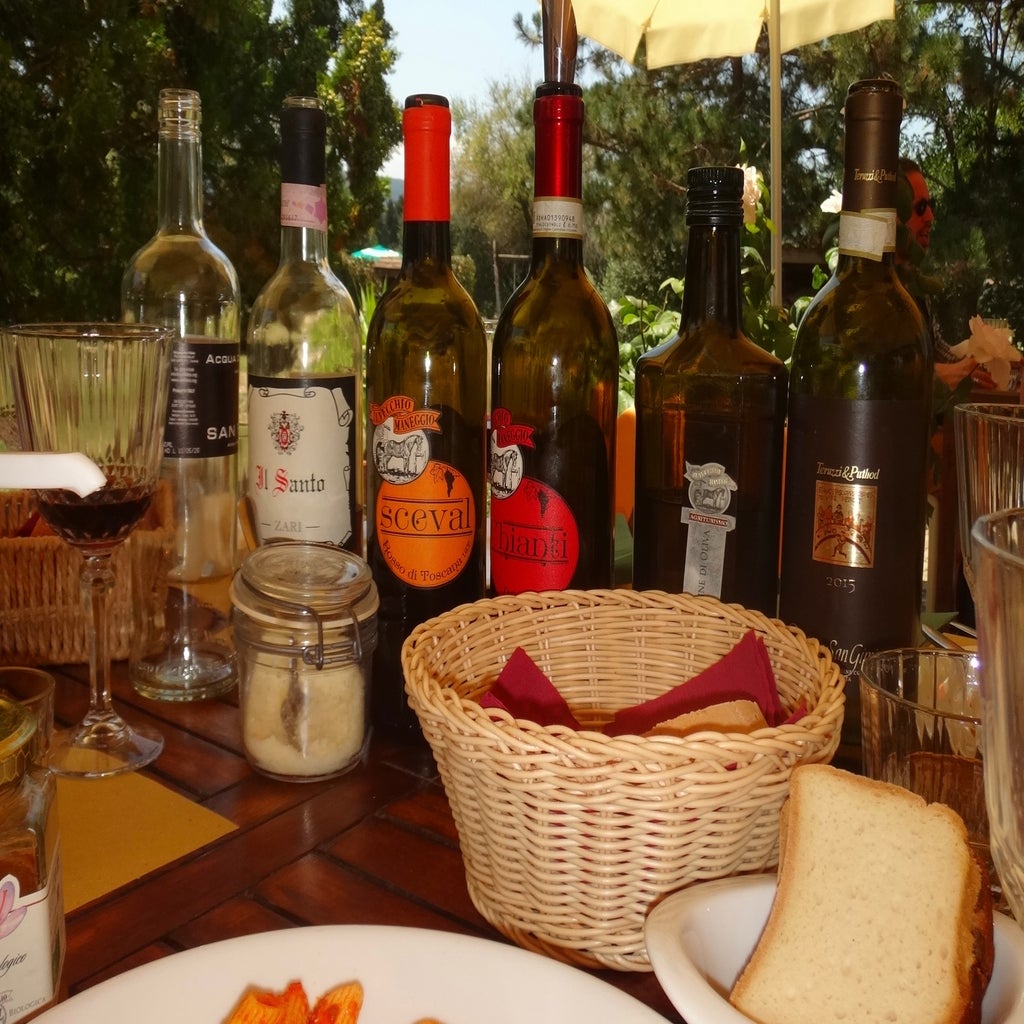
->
[642, 698, 768, 738]
[730, 764, 993, 1024]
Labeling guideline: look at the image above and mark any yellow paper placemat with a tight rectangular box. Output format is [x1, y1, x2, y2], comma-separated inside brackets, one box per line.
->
[57, 774, 237, 913]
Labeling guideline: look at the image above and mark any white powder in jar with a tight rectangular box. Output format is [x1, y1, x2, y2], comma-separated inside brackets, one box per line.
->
[242, 658, 366, 778]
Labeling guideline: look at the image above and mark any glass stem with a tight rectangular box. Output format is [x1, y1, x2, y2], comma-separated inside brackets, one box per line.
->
[81, 550, 117, 718]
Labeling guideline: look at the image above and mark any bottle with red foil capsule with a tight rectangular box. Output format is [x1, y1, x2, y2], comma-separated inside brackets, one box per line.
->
[489, 82, 617, 594]
[364, 95, 487, 738]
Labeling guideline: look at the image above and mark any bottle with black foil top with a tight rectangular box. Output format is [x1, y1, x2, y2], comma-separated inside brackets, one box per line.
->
[779, 79, 931, 753]
[489, 82, 618, 594]
[633, 166, 787, 613]
[247, 96, 363, 552]
[122, 88, 240, 701]
[365, 95, 487, 738]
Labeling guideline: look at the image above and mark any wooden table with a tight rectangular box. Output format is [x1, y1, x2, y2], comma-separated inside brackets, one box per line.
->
[48, 660, 683, 1022]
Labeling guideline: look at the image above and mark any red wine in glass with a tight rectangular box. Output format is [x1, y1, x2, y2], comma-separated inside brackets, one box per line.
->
[36, 482, 153, 548]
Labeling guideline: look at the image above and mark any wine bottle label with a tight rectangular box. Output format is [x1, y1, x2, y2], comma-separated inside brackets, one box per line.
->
[838, 209, 896, 261]
[532, 197, 584, 239]
[779, 393, 930, 680]
[0, 856, 64, 1023]
[369, 396, 475, 589]
[280, 182, 328, 232]
[164, 337, 239, 459]
[488, 409, 580, 593]
[247, 373, 356, 547]
[680, 461, 738, 599]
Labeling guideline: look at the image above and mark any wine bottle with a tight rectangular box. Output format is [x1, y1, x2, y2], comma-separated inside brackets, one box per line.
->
[633, 166, 787, 614]
[779, 78, 932, 753]
[365, 95, 488, 738]
[247, 96, 363, 552]
[122, 88, 240, 701]
[489, 82, 618, 594]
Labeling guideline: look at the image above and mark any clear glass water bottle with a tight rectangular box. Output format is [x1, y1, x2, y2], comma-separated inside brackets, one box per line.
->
[122, 88, 240, 702]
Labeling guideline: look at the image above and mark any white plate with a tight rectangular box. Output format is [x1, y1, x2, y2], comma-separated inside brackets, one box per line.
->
[38, 925, 669, 1024]
[645, 874, 1024, 1024]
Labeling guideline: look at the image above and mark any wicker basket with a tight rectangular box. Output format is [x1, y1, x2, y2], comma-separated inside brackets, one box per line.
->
[0, 484, 174, 665]
[402, 589, 845, 972]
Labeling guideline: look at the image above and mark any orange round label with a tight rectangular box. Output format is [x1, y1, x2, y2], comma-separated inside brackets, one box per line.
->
[374, 460, 475, 588]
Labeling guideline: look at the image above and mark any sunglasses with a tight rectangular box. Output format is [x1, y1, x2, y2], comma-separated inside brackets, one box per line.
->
[913, 197, 935, 217]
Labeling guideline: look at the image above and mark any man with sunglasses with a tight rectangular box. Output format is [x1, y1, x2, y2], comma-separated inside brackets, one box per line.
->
[896, 158, 991, 387]
[896, 158, 943, 342]
[899, 159, 935, 264]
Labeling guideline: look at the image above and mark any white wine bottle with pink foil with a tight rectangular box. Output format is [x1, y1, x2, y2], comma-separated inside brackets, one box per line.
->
[247, 96, 363, 553]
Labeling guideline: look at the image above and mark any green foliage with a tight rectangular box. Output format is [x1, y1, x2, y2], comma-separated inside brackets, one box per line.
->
[614, 277, 685, 411]
[444, 1, 1023, 356]
[611, 171, 808, 412]
[0, 0, 401, 323]
[450, 80, 536, 318]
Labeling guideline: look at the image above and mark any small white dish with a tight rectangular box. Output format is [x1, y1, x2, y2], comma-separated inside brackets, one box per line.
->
[645, 873, 1024, 1024]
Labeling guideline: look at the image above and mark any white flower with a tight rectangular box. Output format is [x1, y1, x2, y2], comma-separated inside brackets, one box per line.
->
[820, 189, 843, 214]
[950, 316, 1022, 391]
[739, 164, 759, 225]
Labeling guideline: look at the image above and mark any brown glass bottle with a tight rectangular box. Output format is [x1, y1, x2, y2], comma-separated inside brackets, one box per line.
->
[364, 96, 487, 738]
[779, 79, 931, 754]
[489, 82, 618, 594]
[633, 166, 787, 613]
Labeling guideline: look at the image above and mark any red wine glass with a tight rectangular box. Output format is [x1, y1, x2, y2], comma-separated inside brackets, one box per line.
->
[4, 323, 173, 776]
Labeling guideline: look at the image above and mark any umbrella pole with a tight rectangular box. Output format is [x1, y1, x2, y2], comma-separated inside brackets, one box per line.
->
[770, 0, 783, 309]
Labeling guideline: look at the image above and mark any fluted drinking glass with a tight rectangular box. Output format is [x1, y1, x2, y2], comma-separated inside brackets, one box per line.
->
[4, 323, 172, 777]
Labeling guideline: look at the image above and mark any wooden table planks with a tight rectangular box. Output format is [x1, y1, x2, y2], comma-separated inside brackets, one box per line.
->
[48, 661, 683, 1022]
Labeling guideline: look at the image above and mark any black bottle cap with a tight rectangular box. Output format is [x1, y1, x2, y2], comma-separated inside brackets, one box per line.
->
[841, 78, 904, 210]
[405, 94, 449, 110]
[536, 81, 583, 99]
[844, 77, 905, 122]
[280, 97, 326, 186]
[686, 165, 744, 226]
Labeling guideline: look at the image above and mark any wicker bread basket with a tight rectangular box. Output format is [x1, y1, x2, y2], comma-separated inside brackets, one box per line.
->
[0, 483, 174, 665]
[402, 588, 845, 972]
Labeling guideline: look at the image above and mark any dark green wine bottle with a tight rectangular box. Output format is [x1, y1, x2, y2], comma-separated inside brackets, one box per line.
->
[365, 96, 487, 739]
[489, 83, 618, 594]
[633, 166, 787, 613]
[779, 79, 932, 754]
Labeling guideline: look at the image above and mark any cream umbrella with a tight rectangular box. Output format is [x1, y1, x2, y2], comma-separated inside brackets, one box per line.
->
[569, 0, 895, 304]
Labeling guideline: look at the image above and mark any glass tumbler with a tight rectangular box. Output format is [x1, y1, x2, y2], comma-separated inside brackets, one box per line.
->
[973, 507, 1024, 924]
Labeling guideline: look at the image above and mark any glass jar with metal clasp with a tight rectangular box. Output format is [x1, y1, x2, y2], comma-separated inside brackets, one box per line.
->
[0, 697, 64, 1021]
[230, 542, 379, 782]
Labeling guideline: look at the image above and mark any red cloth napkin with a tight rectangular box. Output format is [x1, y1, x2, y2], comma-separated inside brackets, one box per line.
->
[480, 646, 583, 730]
[604, 630, 785, 736]
[480, 631, 803, 735]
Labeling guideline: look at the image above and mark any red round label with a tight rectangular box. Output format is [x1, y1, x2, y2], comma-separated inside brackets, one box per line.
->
[490, 477, 580, 593]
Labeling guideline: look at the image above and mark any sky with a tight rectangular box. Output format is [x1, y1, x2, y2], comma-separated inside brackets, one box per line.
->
[380, 0, 541, 178]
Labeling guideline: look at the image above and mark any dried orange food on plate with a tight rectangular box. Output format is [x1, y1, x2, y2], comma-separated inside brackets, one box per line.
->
[309, 981, 363, 1024]
[223, 980, 310, 1024]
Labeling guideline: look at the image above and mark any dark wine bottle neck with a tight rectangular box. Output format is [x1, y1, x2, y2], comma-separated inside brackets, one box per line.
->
[681, 223, 742, 331]
[402, 221, 452, 267]
[837, 79, 903, 264]
[530, 85, 585, 270]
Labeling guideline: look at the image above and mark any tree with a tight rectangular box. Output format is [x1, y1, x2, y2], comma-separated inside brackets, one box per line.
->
[441, 0, 1024, 356]
[0, 0, 401, 322]
[450, 79, 536, 319]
